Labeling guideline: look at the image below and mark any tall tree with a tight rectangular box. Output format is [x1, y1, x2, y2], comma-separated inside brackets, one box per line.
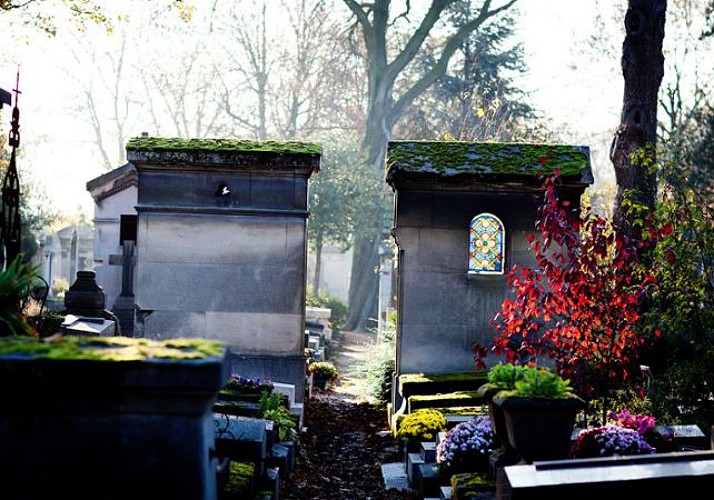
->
[394, 9, 535, 141]
[342, 0, 518, 331]
[610, 0, 667, 239]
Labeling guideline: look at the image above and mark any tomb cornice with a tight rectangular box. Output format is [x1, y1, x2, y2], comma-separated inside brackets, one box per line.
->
[127, 137, 321, 173]
[386, 140, 593, 189]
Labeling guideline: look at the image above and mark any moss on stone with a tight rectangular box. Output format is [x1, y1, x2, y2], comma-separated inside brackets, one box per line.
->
[224, 461, 255, 497]
[409, 391, 484, 402]
[386, 140, 590, 181]
[126, 136, 321, 156]
[0, 336, 226, 361]
[442, 406, 489, 417]
[450, 471, 495, 495]
[398, 371, 488, 395]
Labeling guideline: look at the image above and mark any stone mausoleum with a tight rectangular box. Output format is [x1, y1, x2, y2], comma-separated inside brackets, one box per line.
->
[386, 140, 593, 380]
[126, 137, 320, 404]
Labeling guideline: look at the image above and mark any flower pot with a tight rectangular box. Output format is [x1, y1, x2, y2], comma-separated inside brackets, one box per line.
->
[496, 396, 585, 464]
[480, 388, 520, 475]
[313, 377, 330, 390]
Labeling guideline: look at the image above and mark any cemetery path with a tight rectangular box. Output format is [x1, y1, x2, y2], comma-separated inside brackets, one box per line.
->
[283, 331, 416, 500]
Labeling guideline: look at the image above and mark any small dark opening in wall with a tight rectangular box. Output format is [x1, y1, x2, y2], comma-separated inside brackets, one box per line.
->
[215, 182, 231, 197]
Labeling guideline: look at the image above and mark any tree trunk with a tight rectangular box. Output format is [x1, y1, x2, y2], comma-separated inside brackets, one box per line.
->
[311, 231, 323, 294]
[343, 235, 380, 332]
[610, 0, 667, 240]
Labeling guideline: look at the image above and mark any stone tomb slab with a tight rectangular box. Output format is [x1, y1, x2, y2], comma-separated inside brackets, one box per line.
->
[503, 450, 714, 499]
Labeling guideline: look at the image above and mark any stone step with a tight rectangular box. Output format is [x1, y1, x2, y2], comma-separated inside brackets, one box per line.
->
[407, 452, 425, 486]
[407, 391, 487, 413]
[440, 485, 452, 499]
[382, 462, 410, 491]
[398, 372, 489, 400]
[421, 441, 437, 463]
[416, 462, 449, 499]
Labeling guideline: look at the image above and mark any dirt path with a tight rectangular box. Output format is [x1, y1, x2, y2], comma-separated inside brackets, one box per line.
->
[282, 331, 417, 500]
[328, 330, 377, 403]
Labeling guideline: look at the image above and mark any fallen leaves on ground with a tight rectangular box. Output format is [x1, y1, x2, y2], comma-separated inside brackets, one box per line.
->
[282, 390, 418, 500]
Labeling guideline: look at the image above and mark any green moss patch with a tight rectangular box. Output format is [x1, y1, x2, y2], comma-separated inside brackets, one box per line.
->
[398, 371, 488, 396]
[127, 136, 321, 156]
[223, 461, 256, 498]
[450, 472, 495, 499]
[0, 336, 226, 361]
[407, 391, 487, 414]
[386, 140, 590, 181]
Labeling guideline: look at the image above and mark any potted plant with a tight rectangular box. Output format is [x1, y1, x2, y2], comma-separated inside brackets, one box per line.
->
[436, 416, 494, 475]
[493, 365, 585, 463]
[220, 374, 274, 400]
[395, 408, 447, 455]
[475, 363, 527, 469]
[308, 361, 339, 389]
[571, 425, 655, 459]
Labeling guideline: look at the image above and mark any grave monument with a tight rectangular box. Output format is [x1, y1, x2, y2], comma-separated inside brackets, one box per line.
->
[385, 140, 593, 409]
[127, 137, 320, 404]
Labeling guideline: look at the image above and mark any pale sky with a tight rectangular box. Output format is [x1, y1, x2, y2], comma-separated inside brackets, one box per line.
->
[0, 0, 707, 219]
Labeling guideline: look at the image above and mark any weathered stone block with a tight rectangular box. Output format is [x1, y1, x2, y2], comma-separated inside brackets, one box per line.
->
[0, 336, 229, 500]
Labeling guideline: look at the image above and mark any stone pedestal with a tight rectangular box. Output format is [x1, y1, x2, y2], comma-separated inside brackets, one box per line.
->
[0, 336, 229, 500]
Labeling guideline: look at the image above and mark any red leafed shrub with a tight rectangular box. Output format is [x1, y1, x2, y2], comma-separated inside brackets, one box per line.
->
[474, 172, 661, 400]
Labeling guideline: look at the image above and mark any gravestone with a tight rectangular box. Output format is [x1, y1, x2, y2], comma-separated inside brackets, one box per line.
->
[385, 141, 592, 411]
[128, 137, 320, 404]
[110, 214, 138, 335]
[502, 451, 714, 498]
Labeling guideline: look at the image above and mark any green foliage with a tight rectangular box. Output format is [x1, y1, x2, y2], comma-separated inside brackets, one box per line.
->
[223, 461, 255, 498]
[305, 286, 348, 333]
[493, 366, 578, 401]
[640, 155, 714, 438]
[262, 406, 298, 442]
[256, 390, 298, 442]
[478, 362, 527, 393]
[307, 361, 339, 381]
[395, 408, 447, 441]
[0, 255, 38, 336]
[354, 319, 396, 403]
[393, 7, 541, 143]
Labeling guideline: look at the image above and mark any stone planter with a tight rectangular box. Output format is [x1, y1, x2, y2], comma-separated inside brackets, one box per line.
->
[496, 396, 585, 464]
[313, 377, 330, 390]
[0, 336, 230, 500]
[479, 388, 520, 476]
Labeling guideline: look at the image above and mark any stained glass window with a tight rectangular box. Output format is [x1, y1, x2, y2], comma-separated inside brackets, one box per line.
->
[468, 213, 505, 275]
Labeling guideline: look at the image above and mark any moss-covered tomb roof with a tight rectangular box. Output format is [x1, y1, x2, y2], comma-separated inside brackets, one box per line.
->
[386, 140, 592, 185]
[127, 137, 321, 155]
[0, 336, 226, 362]
[126, 137, 321, 170]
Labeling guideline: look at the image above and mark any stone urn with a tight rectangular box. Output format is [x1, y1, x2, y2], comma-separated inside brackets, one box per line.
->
[495, 395, 586, 464]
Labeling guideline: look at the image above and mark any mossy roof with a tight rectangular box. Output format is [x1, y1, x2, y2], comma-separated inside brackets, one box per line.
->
[386, 140, 592, 185]
[126, 137, 321, 155]
[0, 336, 226, 362]
[125, 136, 321, 171]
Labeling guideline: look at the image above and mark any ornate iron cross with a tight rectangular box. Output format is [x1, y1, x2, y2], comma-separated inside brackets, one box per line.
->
[0, 70, 20, 270]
